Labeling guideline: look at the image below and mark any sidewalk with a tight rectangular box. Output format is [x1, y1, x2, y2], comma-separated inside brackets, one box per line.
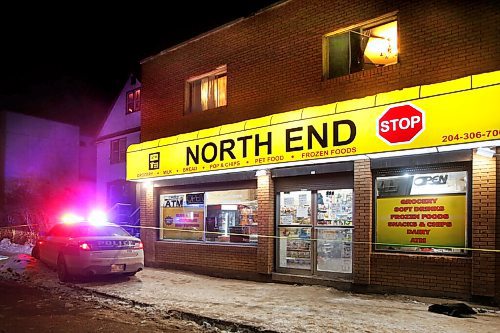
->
[79, 267, 499, 333]
[1, 249, 499, 333]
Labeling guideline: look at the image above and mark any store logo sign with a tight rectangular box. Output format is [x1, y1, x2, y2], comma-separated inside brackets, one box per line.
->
[149, 152, 160, 170]
[377, 103, 425, 145]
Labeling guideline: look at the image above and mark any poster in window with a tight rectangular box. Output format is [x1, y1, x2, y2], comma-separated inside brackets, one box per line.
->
[160, 193, 204, 241]
[375, 171, 467, 252]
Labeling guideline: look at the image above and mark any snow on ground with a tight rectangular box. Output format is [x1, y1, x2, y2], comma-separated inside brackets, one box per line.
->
[1, 239, 500, 333]
[0, 238, 33, 255]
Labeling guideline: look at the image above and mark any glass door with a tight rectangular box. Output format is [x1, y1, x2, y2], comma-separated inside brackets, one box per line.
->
[276, 189, 353, 277]
[316, 189, 353, 275]
[277, 191, 312, 272]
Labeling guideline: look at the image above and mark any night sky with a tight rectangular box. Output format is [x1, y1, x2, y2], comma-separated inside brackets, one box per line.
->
[1, 1, 281, 135]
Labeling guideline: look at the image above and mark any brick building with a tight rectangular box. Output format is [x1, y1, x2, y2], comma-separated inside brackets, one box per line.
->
[127, 0, 500, 302]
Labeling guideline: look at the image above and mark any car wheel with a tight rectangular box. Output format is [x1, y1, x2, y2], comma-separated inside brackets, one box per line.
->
[31, 245, 40, 259]
[57, 254, 71, 282]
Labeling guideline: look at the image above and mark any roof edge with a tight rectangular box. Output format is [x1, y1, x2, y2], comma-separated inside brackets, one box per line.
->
[140, 0, 290, 65]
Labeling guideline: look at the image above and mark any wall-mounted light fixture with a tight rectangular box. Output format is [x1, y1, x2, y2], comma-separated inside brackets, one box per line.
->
[255, 169, 268, 177]
[142, 180, 154, 189]
[476, 147, 497, 158]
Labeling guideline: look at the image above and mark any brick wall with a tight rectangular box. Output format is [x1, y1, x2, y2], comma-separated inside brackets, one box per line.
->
[353, 159, 372, 285]
[140, 184, 156, 265]
[256, 171, 274, 274]
[370, 254, 472, 298]
[472, 152, 497, 297]
[141, 0, 499, 142]
[497, 147, 500, 302]
[154, 241, 258, 278]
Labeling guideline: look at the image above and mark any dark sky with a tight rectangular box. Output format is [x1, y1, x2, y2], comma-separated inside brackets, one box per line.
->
[1, 1, 282, 135]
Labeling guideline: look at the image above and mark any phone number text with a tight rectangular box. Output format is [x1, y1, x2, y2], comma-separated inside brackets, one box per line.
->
[442, 130, 500, 142]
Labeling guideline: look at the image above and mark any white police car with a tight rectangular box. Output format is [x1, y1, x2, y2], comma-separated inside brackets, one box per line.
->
[32, 218, 144, 282]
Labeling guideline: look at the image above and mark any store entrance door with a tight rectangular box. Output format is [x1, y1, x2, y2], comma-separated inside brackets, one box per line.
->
[277, 189, 353, 277]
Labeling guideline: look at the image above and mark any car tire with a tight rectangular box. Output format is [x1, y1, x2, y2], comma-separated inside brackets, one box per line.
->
[31, 245, 40, 259]
[57, 254, 71, 282]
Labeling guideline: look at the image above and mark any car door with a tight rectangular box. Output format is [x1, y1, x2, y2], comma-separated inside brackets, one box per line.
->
[40, 224, 70, 266]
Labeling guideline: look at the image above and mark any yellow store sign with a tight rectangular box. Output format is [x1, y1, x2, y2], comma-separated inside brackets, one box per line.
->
[127, 71, 500, 180]
[375, 195, 467, 248]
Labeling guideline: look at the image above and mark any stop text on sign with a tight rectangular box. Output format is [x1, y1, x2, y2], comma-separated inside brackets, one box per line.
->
[377, 103, 425, 145]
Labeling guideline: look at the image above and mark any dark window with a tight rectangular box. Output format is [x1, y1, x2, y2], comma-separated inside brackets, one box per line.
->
[126, 88, 141, 113]
[110, 138, 127, 164]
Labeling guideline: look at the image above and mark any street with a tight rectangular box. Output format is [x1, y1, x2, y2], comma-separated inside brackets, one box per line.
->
[1, 243, 499, 333]
[0, 279, 204, 333]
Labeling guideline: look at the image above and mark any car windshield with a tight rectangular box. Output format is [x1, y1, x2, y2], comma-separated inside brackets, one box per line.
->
[69, 225, 131, 237]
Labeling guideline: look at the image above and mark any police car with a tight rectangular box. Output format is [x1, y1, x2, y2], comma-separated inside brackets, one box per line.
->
[32, 213, 144, 282]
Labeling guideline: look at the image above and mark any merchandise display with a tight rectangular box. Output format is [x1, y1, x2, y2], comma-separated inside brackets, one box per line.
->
[278, 189, 353, 274]
[279, 227, 311, 269]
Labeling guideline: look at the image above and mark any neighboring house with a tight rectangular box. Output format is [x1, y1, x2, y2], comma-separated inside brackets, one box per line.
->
[128, 0, 499, 302]
[0, 110, 96, 228]
[95, 75, 141, 235]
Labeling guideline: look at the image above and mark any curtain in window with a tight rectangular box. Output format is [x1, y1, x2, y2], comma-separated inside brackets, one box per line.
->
[201, 77, 210, 111]
[216, 75, 227, 108]
[188, 70, 227, 112]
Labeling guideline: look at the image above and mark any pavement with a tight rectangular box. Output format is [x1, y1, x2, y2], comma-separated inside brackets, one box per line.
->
[75, 267, 500, 333]
[1, 247, 500, 333]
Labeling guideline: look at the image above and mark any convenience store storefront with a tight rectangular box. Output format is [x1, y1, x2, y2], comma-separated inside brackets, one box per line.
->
[127, 71, 500, 299]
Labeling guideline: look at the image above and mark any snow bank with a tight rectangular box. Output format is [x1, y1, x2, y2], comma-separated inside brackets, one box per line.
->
[0, 238, 33, 255]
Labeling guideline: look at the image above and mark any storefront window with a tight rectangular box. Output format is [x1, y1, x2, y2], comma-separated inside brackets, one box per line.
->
[159, 189, 257, 244]
[206, 189, 258, 243]
[375, 170, 468, 254]
[160, 193, 205, 241]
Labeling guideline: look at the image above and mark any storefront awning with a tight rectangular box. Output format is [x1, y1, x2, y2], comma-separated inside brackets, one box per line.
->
[127, 70, 500, 181]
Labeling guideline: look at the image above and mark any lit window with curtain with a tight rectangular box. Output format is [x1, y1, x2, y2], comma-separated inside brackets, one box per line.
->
[126, 88, 141, 114]
[325, 17, 398, 79]
[186, 65, 227, 113]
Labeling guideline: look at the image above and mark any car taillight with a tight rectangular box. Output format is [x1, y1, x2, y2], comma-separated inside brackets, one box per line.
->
[134, 241, 143, 249]
[79, 242, 92, 251]
[37, 240, 44, 246]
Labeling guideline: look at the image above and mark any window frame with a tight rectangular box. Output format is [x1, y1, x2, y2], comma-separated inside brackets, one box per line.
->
[126, 88, 141, 114]
[158, 187, 258, 245]
[185, 65, 227, 114]
[323, 12, 398, 79]
[110, 137, 127, 164]
[373, 164, 472, 256]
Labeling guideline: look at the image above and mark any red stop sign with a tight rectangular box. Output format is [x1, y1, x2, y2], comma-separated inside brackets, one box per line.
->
[377, 104, 425, 144]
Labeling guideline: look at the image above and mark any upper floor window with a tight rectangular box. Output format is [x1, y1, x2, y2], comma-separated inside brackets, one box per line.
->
[186, 65, 227, 113]
[126, 88, 141, 114]
[110, 137, 127, 164]
[324, 16, 398, 79]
